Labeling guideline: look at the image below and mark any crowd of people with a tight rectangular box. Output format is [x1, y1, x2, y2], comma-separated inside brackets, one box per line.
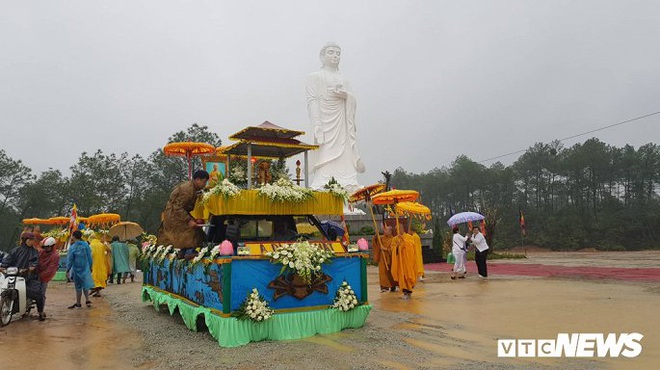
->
[0, 226, 141, 321]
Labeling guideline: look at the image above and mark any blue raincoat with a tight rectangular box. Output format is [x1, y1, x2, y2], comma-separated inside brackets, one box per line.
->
[67, 240, 94, 291]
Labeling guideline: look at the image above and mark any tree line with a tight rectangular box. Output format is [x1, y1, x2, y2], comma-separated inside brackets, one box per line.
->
[2, 128, 658, 251]
[390, 139, 659, 251]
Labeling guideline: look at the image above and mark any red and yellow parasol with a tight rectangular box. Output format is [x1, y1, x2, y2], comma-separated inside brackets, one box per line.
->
[164, 142, 216, 180]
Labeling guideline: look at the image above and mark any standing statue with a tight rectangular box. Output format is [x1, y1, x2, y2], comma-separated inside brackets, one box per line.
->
[307, 43, 365, 192]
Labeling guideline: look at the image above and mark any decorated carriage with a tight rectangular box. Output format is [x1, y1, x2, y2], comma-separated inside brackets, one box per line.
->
[141, 184, 371, 347]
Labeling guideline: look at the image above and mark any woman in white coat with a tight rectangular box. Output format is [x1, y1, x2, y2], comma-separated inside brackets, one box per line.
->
[451, 227, 469, 279]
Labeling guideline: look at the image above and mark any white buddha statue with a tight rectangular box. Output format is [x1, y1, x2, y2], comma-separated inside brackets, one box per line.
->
[307, 43, 365, 192]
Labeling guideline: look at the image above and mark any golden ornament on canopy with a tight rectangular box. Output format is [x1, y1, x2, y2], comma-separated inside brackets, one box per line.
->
[395, 201, 432, 220]
[348, 183, 386, 203]
[163, 142, 216, 180]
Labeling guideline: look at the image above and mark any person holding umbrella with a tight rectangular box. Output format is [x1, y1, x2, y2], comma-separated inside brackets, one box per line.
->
[471, 226, 490, 278]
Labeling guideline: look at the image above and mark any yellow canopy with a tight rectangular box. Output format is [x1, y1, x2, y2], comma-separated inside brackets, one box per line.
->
[195, 190, 343, 217]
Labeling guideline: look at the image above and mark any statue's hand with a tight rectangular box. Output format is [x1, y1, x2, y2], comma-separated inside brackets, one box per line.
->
[356, 159, 366, 173]
[314, 126, 324, 144]
[326, 86, 347, 100]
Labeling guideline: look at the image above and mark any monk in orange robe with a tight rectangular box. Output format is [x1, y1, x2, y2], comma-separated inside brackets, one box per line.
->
[372, 226, 397, 292]
[408, 229, 425, 281]
[390, 224, 419, 299]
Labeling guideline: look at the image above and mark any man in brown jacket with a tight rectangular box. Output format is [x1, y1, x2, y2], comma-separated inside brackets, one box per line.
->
[157, 170, 209, 257]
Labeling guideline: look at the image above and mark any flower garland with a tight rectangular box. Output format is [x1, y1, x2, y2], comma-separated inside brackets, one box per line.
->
[323, 177, 349, 201]
[232, 288, 274, 322]
[265, 240, 335, 285]
[202, 179, 242, 203]
[190, 247, 209, 265]
[332, 281, 359, 312]
[257, 178, 314, 203]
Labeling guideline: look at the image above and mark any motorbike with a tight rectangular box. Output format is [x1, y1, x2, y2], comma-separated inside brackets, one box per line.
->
[0, 267, 36, 326]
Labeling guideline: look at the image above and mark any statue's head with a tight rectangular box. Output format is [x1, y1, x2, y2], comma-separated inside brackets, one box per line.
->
[319, 42, 341, 67]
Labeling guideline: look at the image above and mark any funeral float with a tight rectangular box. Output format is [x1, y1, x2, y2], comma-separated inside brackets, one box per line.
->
[142, 122, 371, 347]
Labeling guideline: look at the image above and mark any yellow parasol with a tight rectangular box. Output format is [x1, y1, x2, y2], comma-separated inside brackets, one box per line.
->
[348, 183, 386, 203]
[22, 218, 50, 225]
[163, 142, 216, 180]
[371, 189, 420, 205]
[396, 201, 432, 221]
[87, 213, 121, 228]
[48, 216, 71, 225]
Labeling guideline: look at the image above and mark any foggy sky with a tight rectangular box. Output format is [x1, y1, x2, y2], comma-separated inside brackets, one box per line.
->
[2, 1, 659, 185]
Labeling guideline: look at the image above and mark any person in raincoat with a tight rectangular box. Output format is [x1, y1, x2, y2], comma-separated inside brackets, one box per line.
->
[1, 232, 47, 320]
[89, 233, 111, 296]
[157, 170, 209, 257]
[126, 239, 140, 282]
[110, 236, 132, 284]
[390, 224, 419, 300]
[66, 230, 94, 308]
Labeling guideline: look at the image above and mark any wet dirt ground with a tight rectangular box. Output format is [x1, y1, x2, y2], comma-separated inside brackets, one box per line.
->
[1, 251, 658, 369]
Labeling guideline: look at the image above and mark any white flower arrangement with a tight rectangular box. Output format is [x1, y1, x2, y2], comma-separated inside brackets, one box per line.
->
[332, 281, 359, 312]
[202, 179, 242, 203]
[152, 245, 165, 260]
[156, 245, 173, 264]
[142, 243, 157, 258]
[322, 177, 349, 201]
[209, 244, 221, 260]
[190, 247, 209, 265]
[82, 229, 96, 238]
[265, 240, 335, 285]
[232, 288, 274, 322]
[167, 249, 180, 261]
[257, 177, 314, 203]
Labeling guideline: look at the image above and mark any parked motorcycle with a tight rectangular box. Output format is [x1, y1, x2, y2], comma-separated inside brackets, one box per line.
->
[0, 267, 36, 326]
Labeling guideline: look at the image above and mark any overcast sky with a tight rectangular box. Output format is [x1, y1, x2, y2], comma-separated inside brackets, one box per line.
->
[2, 1, 659, 185]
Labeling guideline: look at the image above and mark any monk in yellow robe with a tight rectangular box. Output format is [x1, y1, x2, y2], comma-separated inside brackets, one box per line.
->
[157, 170, 209, 255]
[408, 229, 425, 280]
[372, 226, 396, 292]
[89, 234, 111, 296]
[390, 224, 419, 299]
